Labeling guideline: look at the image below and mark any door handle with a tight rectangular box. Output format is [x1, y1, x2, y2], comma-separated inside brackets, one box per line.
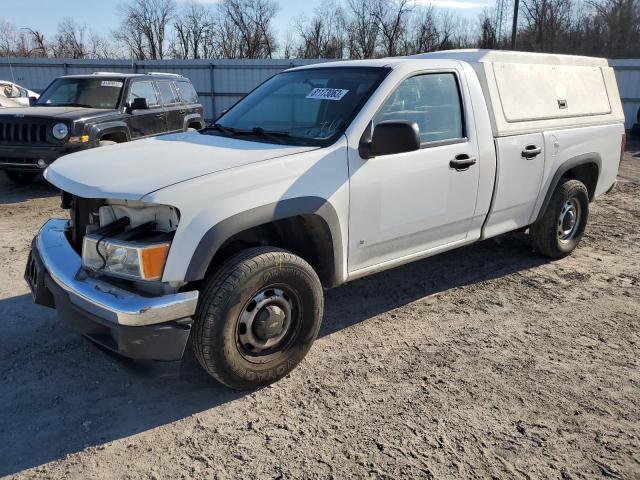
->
[522, 145, 542, 159]
[450, 154, 477, 171]
[155, 113, 165, 118]
[178, 110, 186, 115]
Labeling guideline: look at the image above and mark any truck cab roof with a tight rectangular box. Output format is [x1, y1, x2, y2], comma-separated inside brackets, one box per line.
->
[291, 49, 622, 137]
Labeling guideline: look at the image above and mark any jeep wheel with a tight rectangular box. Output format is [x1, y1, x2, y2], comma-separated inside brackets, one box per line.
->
[192, 247, 324, 390]
[530, 178, 589, 259]
[6, 171, 38, 184]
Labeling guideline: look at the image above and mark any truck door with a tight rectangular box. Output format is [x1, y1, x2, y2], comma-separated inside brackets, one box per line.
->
[348, 71, 481, 272]
[125, 80, 166, 139]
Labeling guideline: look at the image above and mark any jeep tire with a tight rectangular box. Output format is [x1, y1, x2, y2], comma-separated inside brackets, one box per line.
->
[192, 247, 324, 390]
[530, 178, 589, 259]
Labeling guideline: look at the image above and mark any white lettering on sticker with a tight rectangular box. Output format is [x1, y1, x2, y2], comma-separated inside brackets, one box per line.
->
[305, 88, 349, 101]
[101, 81, 123, 88]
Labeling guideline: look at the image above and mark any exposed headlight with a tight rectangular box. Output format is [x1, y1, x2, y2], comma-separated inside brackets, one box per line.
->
[52, 123, 69, 140]
[82, 236, 170, 281]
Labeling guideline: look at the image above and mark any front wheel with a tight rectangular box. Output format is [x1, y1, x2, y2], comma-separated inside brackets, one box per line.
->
[530, 178, 589, 259]
[191, 247, 324, 390]
[5, 171, 38, 184]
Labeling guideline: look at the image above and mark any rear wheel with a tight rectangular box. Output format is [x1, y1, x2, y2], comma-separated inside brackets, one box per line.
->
[6, 171, 38, 184]
[191, 247, 324, 390]
[530, 179, 589, 259]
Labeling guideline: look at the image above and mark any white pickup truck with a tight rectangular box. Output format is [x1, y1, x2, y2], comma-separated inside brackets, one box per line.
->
[26, 50, 625, 390]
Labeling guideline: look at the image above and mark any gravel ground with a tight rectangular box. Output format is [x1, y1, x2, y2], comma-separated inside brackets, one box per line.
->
[1, 149, 639, 479]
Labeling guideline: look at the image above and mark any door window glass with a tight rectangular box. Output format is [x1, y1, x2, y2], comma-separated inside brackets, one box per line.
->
[175, 81, 199, 104]
[374, 73, 464, 144]
[129, 81, 159, 107]
[156, 80, 180, 105]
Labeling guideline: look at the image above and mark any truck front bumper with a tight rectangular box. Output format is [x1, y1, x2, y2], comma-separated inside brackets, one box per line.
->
[25, 219, 199, 361]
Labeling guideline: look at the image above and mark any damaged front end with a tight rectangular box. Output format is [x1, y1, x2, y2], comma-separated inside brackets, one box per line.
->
[25, 192, 198, 361]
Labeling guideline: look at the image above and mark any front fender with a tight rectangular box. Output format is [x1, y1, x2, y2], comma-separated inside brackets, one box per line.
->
[89, 121, 131, 142]
[184, 196, 343, 284]
[142, 137, 351, 286]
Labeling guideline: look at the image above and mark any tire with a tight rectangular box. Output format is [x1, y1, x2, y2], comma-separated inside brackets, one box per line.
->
[98, 140, 117, 147]
[191, 246, 324, 390]
[530, 178, 589, 259]
[6, 171, 37, 184]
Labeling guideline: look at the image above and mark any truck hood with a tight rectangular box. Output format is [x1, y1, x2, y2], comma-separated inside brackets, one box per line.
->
[45, 131, 318, 200]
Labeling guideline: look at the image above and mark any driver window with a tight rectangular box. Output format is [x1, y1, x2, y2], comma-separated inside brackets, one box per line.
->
[374, 73, 464, 144]
[129, 81, 159, 107]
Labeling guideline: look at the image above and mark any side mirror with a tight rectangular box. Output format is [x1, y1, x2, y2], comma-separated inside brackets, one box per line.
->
[28, 97, 37, 106]
[359, 121, 420, 159]
[129, 97, 149, 111]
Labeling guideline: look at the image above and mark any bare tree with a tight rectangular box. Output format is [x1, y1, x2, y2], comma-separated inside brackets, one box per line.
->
[520, 0, 573, 51]
[116, 0, 176, 60]
[294, 2, 346, 58]
[53, 18, 87, 58]
[174, 1, 213, 58]
[219, 0, 279, 58]
[372, 0, 412, 57]
[477, 8, 498, 48]
[344, 0, 380, 58]
[589, 0, 640, 57]
[409, 6, 440, 53]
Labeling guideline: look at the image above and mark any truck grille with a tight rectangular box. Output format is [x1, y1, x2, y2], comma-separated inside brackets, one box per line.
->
[0, 121, 49, 144]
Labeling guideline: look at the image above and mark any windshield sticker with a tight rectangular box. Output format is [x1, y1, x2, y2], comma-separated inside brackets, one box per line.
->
[101, 80, 123, 88]
[306, 88, 349, 101]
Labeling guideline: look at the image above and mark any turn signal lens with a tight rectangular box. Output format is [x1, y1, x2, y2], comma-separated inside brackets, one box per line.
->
[68, 135, 90, 144]
[140, 244, 170, 281]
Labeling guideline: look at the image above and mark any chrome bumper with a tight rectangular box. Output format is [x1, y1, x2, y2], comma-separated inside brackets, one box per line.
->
[34, 219, 198, 327]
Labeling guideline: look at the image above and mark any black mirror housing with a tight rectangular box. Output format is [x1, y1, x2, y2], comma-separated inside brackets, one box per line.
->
[130, 97, 149, 111]
[28, 96, 37, 106]
[359, 121, 420, 159]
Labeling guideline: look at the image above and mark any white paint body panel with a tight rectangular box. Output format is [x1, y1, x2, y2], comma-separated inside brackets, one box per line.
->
[45, 131, 317, 200]
[44, 50, 625, 286]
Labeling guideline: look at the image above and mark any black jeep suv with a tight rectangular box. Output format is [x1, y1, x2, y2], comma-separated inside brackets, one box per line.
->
[0, 72, 205, 184]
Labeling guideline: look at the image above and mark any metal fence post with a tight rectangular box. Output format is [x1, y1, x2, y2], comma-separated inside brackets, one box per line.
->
[209, 63, 216, 120]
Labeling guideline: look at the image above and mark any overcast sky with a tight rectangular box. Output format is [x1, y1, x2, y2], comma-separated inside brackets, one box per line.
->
[3, 0, 492, 47]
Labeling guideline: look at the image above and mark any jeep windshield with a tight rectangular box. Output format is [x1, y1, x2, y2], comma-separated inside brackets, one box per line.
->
[208, 67, 389, 146]
[36, 77, 124, 109]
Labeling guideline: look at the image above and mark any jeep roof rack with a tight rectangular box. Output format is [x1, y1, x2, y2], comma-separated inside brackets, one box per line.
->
[91, 72, 126, 75]
[145, 72, 184, 77]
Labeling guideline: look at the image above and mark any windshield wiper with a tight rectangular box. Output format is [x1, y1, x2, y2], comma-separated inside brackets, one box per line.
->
[200, 123, 236, 137]
[235, 127, 291, 145]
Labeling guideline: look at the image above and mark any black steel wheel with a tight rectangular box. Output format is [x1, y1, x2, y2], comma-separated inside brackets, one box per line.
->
[191, 247, 323, 390]
[530, 178, 589, 259]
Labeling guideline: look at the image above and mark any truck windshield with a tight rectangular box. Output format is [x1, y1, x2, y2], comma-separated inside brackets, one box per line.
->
[36, 78, 124, 109]
[211, 67, 389, 146]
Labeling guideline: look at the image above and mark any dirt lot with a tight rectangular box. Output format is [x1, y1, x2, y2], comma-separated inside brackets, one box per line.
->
[1, 150, 639, 480]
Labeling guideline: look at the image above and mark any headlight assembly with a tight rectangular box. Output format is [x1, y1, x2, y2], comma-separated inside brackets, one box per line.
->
[82, 236, 170, 281]
[52, 122, 69, 140]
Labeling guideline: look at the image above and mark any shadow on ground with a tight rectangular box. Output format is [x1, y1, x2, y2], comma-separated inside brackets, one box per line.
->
[0, 172, 58, 205]
[0, 231, 547, 476]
